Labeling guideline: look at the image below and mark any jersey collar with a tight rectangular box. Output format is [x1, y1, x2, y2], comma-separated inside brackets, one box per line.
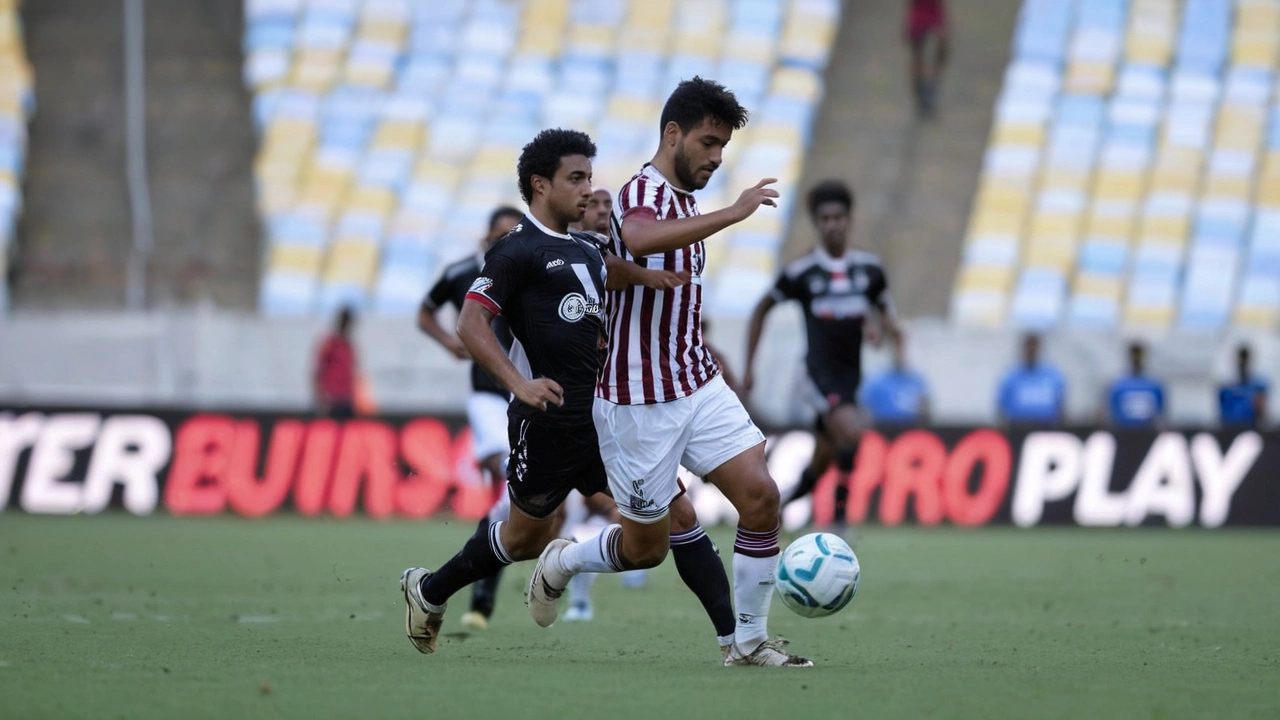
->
[524, 212, 573, 241]
[814, 246, 851, 271]
[642, 163, 694, 196]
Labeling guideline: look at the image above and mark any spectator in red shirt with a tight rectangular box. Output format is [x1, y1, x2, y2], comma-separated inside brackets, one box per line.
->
[314, 307, 358, 419]
[907, 0, 948, 119]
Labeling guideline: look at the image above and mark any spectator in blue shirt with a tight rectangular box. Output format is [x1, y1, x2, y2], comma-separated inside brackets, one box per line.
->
[1218, 345, 1268, 428]
[1105, 341, 1165, 428]
[998, 333, 1065, 425]
[862, 336, 930, 425]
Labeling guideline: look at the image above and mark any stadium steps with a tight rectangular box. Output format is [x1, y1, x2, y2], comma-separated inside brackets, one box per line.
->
[11, 0, 258, 310]
[785, 0, 1023, 317]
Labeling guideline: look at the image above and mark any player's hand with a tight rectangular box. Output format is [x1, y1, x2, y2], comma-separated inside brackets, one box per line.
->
[643, 269, 691, 290]
[515, 378, 565, 411]
[731, 178, 779, 222]
[864, 323, 883, 347]
[446, 337, 472, 360]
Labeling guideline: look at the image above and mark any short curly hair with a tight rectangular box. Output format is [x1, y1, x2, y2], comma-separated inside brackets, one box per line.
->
[658, 76, 749, 136]
[807, 180, 855, 217]
[517, 128, 598, 204]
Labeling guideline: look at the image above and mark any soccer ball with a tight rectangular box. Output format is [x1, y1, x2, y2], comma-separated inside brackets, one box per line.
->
[774, 533, 860, 618]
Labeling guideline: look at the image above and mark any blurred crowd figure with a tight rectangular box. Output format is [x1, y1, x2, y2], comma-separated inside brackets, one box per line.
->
[907, 0, 948, 119]
[1219, 345, 1268, 428]
[860, 335, 930, 425]
[997, 333, 1065, 426]
[314, 306, 358, 420]
[1104, 342, 1165, 429]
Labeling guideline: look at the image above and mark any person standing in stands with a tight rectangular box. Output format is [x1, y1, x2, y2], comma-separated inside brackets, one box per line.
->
[997, 333, 1065, 426]
[314, 306, 358, 420]
[861, 335, 930, 425]
[1219, 344, 1268, 428]
[906, 0, 948, 119]
[1104, 341, 1165, 429]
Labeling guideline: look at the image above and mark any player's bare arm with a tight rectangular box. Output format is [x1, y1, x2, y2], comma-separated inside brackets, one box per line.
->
[457, 298, 563, 411]
[602, 254, 691, 291]
[417, 301, 470, 359]
[741, 292, 778, 392]
[620, 178, 779, 257]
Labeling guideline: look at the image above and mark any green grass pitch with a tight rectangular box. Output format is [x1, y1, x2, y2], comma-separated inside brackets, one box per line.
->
[1, 515, 1277, 719]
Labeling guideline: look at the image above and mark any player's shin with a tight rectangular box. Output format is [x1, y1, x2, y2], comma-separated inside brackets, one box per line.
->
[671, 524, 736, 648]
[732, 524, 781, 652]
[421, 519, 515, 610]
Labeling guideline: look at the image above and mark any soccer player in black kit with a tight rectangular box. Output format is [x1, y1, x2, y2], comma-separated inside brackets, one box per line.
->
[400, 129, 736, 657]
[743, 180, 900, 526]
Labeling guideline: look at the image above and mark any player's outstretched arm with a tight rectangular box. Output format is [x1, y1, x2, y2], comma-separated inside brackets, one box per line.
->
[602, 254, 690, 291]
[742, 293, 778, 393]
[621, 178, 779, 257]
[417, 301, 470, 359]
[457, 299, 564, 411]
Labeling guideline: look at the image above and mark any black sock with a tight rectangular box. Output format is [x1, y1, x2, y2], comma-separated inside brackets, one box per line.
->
[421, 519, 512, 608]
[670, 526, 735, 639]
[468, 515, 503, 617]
[785, 467, 822, 506]
[833, 484, 850, 525]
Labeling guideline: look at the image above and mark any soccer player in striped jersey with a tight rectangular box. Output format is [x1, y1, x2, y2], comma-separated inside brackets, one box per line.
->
[529, 77, 812, 667]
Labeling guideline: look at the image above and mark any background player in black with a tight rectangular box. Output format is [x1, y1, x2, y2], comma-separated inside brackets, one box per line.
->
[743, 180, 900, 526]
[418, 205, 522, 631]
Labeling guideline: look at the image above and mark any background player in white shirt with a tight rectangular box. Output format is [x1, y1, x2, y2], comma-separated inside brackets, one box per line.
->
[529, 77, 812, 667]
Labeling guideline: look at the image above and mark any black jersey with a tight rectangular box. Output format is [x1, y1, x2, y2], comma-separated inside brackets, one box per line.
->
[465, 215, 608, 427]
[424, 253, 513, 397]
[771, 248, 892, 383]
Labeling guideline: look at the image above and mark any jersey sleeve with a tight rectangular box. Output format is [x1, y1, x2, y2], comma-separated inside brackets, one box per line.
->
[769, 270, 800, 302]
[422, 271, 453, 311]
[867, 265, 896, 315]
[617, 176, 663, 223]
[466, 242, 527, 315]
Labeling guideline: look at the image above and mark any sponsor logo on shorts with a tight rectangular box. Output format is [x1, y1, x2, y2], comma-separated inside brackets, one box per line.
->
[628, 478, 656, 512]
[469, 276, 494, 294]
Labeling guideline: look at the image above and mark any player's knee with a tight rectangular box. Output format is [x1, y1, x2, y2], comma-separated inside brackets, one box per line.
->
[669, 497, 699, 533]
[620, 539, 668, 570]
[734, 475, 780, 529]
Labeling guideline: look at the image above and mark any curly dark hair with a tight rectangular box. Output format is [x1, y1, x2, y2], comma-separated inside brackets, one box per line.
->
[807, 180, 855, 217]
[658, 76, 749, 136]
[517, 128, 597, 204]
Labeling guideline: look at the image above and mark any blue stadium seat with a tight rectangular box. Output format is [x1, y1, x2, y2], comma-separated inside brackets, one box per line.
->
[1079, 239, 1128, 274]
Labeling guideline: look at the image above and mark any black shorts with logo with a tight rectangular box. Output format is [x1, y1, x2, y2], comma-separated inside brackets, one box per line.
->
[505, 414, 607, 520]
[806, 370, 861, 414]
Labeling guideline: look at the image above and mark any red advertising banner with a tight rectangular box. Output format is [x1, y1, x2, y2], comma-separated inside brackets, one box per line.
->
[2, 407, 1277, 527]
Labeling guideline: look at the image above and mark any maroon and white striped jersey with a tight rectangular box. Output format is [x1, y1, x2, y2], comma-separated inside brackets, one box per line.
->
[598, 163, 721, 405]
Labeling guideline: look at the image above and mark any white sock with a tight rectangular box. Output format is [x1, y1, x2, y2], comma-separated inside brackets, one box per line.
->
[732, 525, 780, 651]
[556, 524, 624, 575]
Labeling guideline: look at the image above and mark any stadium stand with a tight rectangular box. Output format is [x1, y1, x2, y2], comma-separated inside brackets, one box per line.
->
[246, 0, 840, 317]
[0, 0, 33, 312]
[954, 0, 1280, 331]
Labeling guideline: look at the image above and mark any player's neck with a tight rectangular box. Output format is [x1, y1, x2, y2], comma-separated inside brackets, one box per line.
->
[649, 154, 691, 193]
[527, 206, 571, 238]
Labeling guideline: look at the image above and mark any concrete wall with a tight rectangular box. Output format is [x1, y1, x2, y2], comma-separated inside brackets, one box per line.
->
[1, 309, 1275, 428]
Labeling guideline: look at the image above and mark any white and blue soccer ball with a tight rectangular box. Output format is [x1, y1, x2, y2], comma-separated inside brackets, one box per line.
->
[774, 533, 860, 618]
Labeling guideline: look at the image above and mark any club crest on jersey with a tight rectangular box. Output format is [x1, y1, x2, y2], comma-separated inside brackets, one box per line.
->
[469, 276, 494, 294]
[558, 293, 600, 322]
[808, 277, 826, 295]
[545, 259, 564, 270]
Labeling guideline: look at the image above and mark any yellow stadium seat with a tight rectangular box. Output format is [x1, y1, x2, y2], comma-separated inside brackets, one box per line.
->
[1028, 212, 1082, 243]
[608, 95, 656, 123]
[1124, 303, 1175, 328]
[1093, 171, 1145, 200]
[346, 186, 396, 216]
[627, 0, 675, 30]
[967, 208, 1026, 238]
[414, 160, 462, 186]
[728, 248, 776, 274]
[1023, 240, 1076, 272]
[1065, 62, 1114, 95]
[269, 244, 324, 275]
[1137, 215, 1190, 244]
[359, 21, 408, 47]
[724, 33, 777, 64]
[323, 241, 379, 287]
[1202, 174, 1252, 200]
[771, 67, 822, 102]
[1040, 167, 1089, 191]
[992, 122, 1045, 148]
[371, 121, 423, 150]
[298, 177, 347, 210]
[1233, 305, 1280, 328]
[344, 60, 393, 89]
[957, 265, 1015, 292]
[1085, 214, 1135, 241]
[1256, 175, 1280, 207]
[1074, 273, 1124, 300]
[568, 23, 616, 55]
[256, 183, 295, 216]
